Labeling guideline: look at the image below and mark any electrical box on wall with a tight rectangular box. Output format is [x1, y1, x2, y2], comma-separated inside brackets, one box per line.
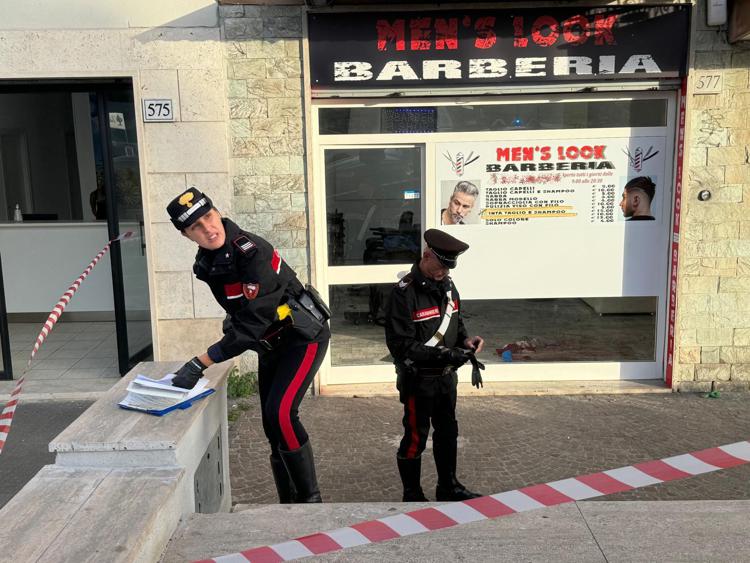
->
[708, 0, 728, 26]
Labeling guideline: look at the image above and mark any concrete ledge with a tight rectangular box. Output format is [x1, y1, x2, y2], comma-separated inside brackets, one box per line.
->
[321, 379, 672, 397]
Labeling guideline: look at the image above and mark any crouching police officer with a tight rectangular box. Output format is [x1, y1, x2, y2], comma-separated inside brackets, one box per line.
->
[166, 188, 331, 503]
[385, 229, 485, 502]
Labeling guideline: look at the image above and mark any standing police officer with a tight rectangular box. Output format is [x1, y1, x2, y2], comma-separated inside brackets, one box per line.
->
[166, 187, 331, 503]
[386, 229, 484, 502]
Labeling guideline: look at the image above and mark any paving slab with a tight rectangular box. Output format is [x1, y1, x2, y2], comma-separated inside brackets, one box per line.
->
[162, 500, 750, 562]
[163, 502, 604, 563]
[580, 500, 750, 562]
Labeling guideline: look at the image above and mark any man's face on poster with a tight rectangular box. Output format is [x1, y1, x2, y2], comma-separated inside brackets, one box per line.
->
[446, 191, 476, 224]
[619, 188, 644, 218]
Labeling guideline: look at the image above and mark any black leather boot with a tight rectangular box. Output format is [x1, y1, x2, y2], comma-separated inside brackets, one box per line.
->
[397, 456, 429, 502]
[279, 441, 322, 503]
[270, 454, 296, 503]
[434, 440, 481, 502]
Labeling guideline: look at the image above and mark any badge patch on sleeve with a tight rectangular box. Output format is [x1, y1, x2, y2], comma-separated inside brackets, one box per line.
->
[233, 235, 256, 254]
[243, 283, 260, 300]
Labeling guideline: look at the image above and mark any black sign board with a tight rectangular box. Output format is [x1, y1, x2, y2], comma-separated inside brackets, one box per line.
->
[308, 6, 690, 91]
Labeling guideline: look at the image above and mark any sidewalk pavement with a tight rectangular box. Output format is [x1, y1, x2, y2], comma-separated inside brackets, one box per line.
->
[229, 392, 750, 505]
[0, 400, 93, 508]
[0, 377, 116, 402]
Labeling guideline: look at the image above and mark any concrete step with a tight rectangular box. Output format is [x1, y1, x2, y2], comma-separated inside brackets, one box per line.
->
[162, 500, 750, 562]
[321, 379, 672, 397]
[0, 465, 183, 563]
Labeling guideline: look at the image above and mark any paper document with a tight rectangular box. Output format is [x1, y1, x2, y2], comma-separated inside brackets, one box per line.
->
[118, 374, 210, 412]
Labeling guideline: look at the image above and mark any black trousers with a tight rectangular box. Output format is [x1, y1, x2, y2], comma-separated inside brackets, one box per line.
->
[397, 388, 458, 460]
[258, 332, 329, 454]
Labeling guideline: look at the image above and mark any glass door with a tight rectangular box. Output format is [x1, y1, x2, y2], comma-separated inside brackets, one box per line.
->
[96, 88, 152, 373]
[316, 145, 425, 384]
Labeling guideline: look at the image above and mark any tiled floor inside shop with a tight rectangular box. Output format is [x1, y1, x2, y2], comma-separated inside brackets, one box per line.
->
[330, 290, 656, 367]
[4, 322, 119, 380]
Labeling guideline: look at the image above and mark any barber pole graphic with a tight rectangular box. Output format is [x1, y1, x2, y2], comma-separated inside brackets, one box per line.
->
[444, 150, 480, 177]
[0, 231, 135, 455]
[623, 145, 659, 173]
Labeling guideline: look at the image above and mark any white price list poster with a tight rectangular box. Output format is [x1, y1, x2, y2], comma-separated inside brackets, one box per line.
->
[434, 134, 672, 301]
[437, 136, 666, 228]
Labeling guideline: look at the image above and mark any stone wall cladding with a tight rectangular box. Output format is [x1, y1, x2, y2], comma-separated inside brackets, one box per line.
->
[221, 6, 309, 286]
[675, 3, 750, 392]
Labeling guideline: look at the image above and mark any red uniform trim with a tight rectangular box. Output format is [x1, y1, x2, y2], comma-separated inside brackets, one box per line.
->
[405, 395, 420, 459]
[271, 249, 282, 274]
[279, 342, 318, 450]
[224, 282, 243, 300]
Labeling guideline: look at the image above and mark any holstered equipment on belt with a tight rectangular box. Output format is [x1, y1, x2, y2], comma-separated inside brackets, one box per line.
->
[287, 287, 330, 340]
[259, 286, 331, 350]
[303, 284, 331, 321]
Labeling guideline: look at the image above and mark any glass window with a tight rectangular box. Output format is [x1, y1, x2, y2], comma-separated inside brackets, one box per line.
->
[329, 283, 392, 367]
[326, 147, 422, 266]
[319, 99, 667, 135]
[329, 290, 657, 367]
[463, 297, 657, 365]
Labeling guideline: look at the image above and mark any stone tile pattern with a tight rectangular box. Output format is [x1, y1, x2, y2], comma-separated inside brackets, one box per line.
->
[221, 5, 309, 284]
[229, 394, 750, 505]
[676, 2, 750, 391]
[133, 25, 231, 361]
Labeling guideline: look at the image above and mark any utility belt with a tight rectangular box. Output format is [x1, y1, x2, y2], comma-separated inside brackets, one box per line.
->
[396, 363, 454, 378]
[396, 362, 457, 398]
[415, 366, 454, 377]
[259, 284, 331, 351]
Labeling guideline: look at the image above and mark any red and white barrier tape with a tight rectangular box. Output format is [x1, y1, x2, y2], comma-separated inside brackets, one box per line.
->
[198, 439, 750, 563]
[0, 231, 134, 455]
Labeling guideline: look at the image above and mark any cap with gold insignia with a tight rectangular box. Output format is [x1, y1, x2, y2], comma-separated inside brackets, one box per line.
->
[424, 228, 469, 269]
[167, 187, 214, 230]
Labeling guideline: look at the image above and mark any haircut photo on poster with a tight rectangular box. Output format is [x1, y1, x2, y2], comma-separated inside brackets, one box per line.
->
[439, 180, 481, 226]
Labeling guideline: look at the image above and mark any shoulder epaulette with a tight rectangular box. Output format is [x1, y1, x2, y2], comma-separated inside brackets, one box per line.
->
[232, 235, 257, 255]
[397, 273, 413, 290]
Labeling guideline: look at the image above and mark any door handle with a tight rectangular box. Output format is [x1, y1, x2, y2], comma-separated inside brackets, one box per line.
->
[138, 220, 145, 256]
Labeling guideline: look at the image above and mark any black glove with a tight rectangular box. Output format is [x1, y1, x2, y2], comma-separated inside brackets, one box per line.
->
[468, 352, 485, 389]
[171, 357, 207, 390]
[441, 347, 470, 368]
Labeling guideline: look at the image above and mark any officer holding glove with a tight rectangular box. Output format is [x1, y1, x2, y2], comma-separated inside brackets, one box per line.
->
[385, 229, 484, 502]
[167, 187, 330, 504]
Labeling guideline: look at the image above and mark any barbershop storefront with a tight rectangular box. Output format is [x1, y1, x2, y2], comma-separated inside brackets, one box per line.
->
[4, 2, 746, 393]
[306, 5, 691, 388]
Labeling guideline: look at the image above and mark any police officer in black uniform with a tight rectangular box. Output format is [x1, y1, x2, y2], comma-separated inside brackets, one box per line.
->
[166, 187, 331, 504]
[386, 229, 485, 502]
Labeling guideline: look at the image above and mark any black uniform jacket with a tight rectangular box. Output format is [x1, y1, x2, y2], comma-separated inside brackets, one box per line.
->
[385, 262, 468, 372]
[194, 219, 315, 360]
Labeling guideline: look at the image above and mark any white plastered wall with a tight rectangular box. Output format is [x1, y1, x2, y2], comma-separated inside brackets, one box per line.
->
[0, 0, 232, 361]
